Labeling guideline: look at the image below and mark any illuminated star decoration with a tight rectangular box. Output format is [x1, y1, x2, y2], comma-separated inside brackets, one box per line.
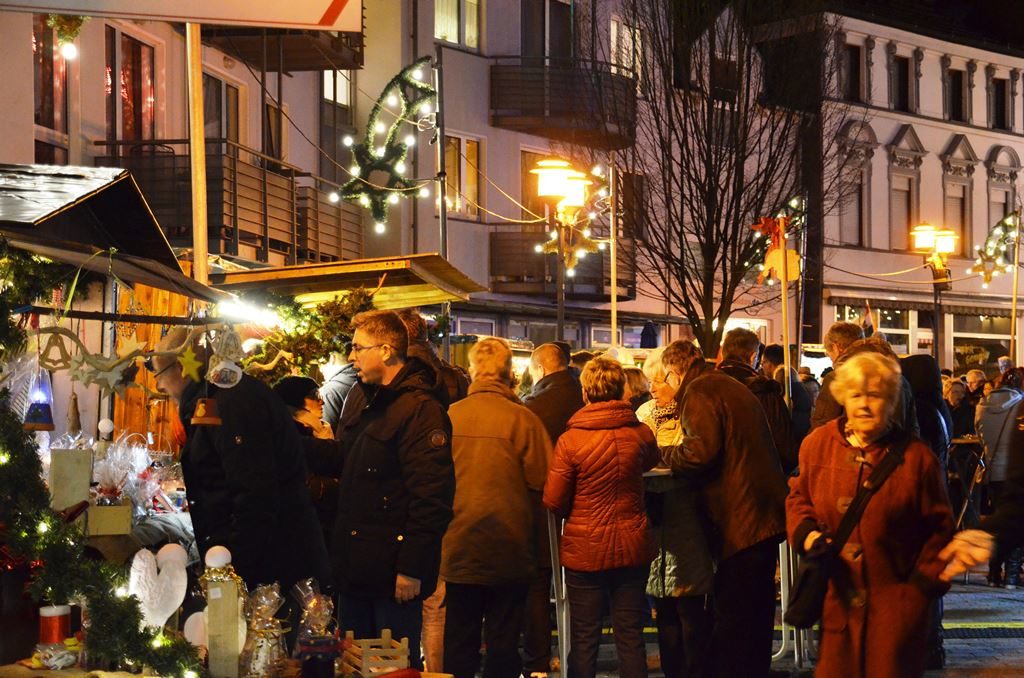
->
[178, 346, 203, 383]
[338, 56, 437, 232]
[967, 212, 1019, 288]
[117, 333, 147, 359]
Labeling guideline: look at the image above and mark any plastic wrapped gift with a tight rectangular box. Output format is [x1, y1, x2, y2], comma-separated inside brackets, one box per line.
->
[291, 579, 334, 656]
[240, 583, 288, 678]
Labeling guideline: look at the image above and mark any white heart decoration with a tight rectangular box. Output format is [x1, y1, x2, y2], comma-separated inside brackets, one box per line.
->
[127, 546, 188, 630]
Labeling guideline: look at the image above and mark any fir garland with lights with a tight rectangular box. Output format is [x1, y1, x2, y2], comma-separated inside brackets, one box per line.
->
[337, 57, 437, 231]
[46, 14, 88, 45]
[0, 242, 202, 676]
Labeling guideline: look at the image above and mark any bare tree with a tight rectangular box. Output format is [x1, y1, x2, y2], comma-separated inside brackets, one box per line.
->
[563, 0, 858, 355]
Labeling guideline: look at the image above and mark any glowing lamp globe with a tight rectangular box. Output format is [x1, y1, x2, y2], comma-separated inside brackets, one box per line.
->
[530, 159, 577, 202]
[23, 367, 55, 432]
[934, 229, 958, 255]
[557, 172, 592, 211]
[911, 223, 936, 252]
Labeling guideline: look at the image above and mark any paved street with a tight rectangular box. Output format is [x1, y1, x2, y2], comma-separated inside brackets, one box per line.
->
[587, 568, 1024, 676]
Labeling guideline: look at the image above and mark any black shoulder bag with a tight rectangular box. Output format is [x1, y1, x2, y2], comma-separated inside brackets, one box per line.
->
[784, 434, 910, 629]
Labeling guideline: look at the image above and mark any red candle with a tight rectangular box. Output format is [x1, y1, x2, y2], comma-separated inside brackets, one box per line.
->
[39, 605, 70, 644]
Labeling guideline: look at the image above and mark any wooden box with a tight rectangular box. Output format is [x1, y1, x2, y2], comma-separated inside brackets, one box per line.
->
[49, 449, 92, 513]
[341, 629, 409, 676]
[86, 504, 133, 536]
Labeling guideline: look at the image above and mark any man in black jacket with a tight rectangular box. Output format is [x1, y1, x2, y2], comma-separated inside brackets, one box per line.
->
[152, 328, 332, 593]
[304, 311, 454, 670]
[718, 329, 796, 473]
[520, 343, 585, 676]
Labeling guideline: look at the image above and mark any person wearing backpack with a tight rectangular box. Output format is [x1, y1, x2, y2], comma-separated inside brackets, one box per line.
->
[787, 352, 953, 678]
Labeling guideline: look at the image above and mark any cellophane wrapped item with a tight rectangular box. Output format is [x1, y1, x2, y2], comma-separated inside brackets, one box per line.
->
[291, 579, 334, 655]
[92, 434, 152, 511]
[240, 583, 288, 677]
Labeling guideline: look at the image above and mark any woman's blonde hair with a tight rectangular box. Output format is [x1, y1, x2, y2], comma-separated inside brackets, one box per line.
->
[580, 356, 626, 402]
[624, 367, 649, 397]
[468, 337, 513, 383]
[943, 378, 966, 400]
[829, 352, 902, 417]
[641, 346, 666, 381]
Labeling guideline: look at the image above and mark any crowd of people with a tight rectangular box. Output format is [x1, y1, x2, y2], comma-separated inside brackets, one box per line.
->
[148, 311, 1024, 678]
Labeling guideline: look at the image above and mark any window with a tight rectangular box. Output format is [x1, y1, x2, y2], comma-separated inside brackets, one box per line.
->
[948, 69, 966, 122]
[522, 0, 571, 60]
[890, 175, 912, 250]
[839, 178, 864, 246]
[106, 27, 155, 144]
[457, 318, 495, 335]
[893, 56, 910, 112]
[265, 101, 284, 160]
[993, 78, 1010, 130]
[611, 19, 645, 95]
[711, 56, 739, 103]
[321, 70, 354, 183]
[33, 15, 68, 164]
[842, 44, 862, 103]
[990, 187, 1011, 226]
[521, 149, 547, 226]
[436, 0, 479, 50]
[953, 314, 1012, 375]
[836, 305, 911, 354]
[944, 182, 966, 254]
[443, 134, 480, 218]
[202, 73, 239, 144]
[618, 170, 647, 241]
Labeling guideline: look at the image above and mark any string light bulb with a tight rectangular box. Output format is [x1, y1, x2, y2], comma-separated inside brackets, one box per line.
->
[534, 244, 544, 253]
[0, 452, 8, 465]
[597, 242, 606, 250]
[404, 134, 416, 147]
[37, 521, 49, 534]
[411, 68, 424, 81]
[418, 187, 430, 198]
[386, 93, 399, 107]
[395, 161, 407, 174]
[342, 135, 354, 147]
[388, 193, 400, 204]
[420, 102, 432, 115]
[328, 192, 340, 203]
[350, 165, 360, 176]
[566, 268, 576, 277]
[59, 42, 78, 60]
[374, 121, 386, 134]
[374, 222, 386, 234]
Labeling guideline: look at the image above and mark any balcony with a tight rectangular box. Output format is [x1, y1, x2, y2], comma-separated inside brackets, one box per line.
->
[489, 230, 636, 302]
[490, 57, 637, 150]
[200, 28, 364, 71]
[95, 139, 363, 266]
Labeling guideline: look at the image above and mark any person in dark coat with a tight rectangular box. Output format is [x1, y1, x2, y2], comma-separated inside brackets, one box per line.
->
[789, 352, 953, 678]
[520, 342, 586, 676]
[944, 379, 975, 438]
[718, 329, 796, 473]
[398, 309, 469, 408]
[812, 322, 865, 430]
[319, 354, 357, 431]
[303, 311, 455, 670]
[762, 342, 811, 455]
[659, 340, 788, 678]
[152, 328, 332, 594]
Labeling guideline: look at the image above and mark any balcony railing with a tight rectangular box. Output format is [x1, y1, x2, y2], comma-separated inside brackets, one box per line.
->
[489, 230, 636, 302]
[95, 139, 363, 266]
[490, 56, 638, 150]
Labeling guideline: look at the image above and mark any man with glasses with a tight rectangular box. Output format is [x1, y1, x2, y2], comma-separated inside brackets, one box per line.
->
[304, 310, 454, 670]
[149, 328, 332, 597]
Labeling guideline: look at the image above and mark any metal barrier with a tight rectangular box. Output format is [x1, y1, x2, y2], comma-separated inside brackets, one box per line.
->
[772, 542, 816, 668]
[548, 511, 570, 674]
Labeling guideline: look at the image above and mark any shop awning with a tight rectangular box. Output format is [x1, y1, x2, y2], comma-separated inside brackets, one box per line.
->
[0, 164, 230, 303]
[210, 253, 487, 310]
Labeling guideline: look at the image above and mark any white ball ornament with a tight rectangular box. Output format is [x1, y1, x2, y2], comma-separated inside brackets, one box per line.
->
[205, 545, 232, 568]
[98, 418, 115, 435]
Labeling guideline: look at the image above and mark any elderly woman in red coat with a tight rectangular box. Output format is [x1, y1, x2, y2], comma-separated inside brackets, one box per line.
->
[544, 356, 660, 678]
[787, 351, 954, 678]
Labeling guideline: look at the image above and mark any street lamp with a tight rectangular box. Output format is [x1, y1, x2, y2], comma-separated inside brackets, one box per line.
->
[912, 223, 958, 364]
[531, 158, 589, 341]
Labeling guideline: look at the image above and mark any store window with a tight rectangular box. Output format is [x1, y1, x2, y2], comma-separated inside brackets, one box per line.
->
[458, 318, 495, 336]
[510, 319, 578, 347]
[443, 134, 480, 219]
[105, 26, 155, 144]
[835, 305, 911, 354]
[435, 0, 480, 50]
[953, 314, 1011, 376]
[33, 15, 68, 164]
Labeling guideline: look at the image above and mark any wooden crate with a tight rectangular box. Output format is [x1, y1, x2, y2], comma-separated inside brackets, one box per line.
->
[340, 629, 409, 676]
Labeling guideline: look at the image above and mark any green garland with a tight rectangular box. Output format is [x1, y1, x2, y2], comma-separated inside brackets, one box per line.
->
[45, 15, 88, 45]
[243, 288, 375, 384]
[0, 242, 202, 676]
[339, 57, 437, 230]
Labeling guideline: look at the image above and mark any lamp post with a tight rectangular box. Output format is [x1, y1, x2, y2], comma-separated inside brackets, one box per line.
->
[531, 158, 589, 341]
[912, 223, 958, 364]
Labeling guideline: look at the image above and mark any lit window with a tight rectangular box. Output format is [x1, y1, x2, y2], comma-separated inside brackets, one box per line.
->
[442, 134, 481, 218]
[436, 0, 480, 49]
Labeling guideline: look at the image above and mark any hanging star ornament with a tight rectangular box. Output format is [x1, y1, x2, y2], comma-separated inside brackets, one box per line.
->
[338, 56, 437, 229]
[67, 353, 94, 386]
[117, 333, 147, 359]
[178, 346, 203, 383]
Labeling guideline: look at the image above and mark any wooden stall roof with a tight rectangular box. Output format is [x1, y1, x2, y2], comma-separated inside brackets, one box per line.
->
[210, 253, 487, 310]
[0, 164, 228, 303]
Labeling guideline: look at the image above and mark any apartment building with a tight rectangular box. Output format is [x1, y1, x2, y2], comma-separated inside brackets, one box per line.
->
[0, 2, 677, 350]
[820, 3, 1024, 373]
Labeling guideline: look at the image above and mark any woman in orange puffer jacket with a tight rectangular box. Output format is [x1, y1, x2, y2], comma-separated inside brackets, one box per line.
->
[543, 356, 660, 678]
